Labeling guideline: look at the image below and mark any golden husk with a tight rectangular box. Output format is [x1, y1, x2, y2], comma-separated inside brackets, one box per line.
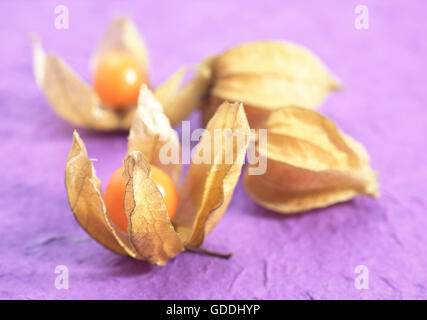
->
[65, 131, 127, 255]
[32, 17, 148, 131]
[243, 107, 379, 213]
[128, 85, 182, 186]
[89, 17, 149, 75]
[154, 58, 213, 126]
[199, 41, 340, 128]
[172, 101, 250, 246]
[33, 17, 213, 131]
[65, 89, 250, 264]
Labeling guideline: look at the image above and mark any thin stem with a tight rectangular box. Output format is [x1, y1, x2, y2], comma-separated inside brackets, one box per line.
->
[185, 245, 233, 259]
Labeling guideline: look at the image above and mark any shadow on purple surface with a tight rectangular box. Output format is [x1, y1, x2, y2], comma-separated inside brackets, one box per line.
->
[107, 255, 154, 277]
[245, 197, 370, 221]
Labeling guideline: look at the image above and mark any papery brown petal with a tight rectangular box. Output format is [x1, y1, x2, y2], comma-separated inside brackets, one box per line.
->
[202, 41, 339, 129]
[128, 86, 182, 186]
[265, 107, 361, 169]
[172, 102, 250, 247]
[212, 74, 334, 111]
[90, 17, 149, 76]
[200, 96, 273, 130]
[244, 107, 379, 214]
[65, 131, 126, 255]
[155, 58, 212, 126]
[213, 41, 340, 84]
[32, 37, 134, 131]
[123, 151, 184, 266]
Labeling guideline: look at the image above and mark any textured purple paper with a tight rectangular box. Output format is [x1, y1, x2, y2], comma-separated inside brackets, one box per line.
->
[0, 0, 426, 299]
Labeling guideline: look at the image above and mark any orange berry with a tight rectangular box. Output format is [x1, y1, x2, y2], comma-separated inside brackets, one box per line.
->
[93, 51, 147, 108]
[150, 165, 178, 220]
[104, 165, 177, 233]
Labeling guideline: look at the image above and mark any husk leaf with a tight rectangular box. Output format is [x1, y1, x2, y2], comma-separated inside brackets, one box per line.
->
[172, 101, 250, 246]
[65, 131, 126, 255]
[128, 85, 182, 186]
[89, 16, 149, 77]
[123, 151, 184, 265]
[65, 131, 184, 265]
[154, 58, 213, 126]
[202, 41, 340, 128]
[244, 107, 379, 213]
[32, 36, 136, 131]
[65, 95, 249, 264]
[212, 41, 339, 83]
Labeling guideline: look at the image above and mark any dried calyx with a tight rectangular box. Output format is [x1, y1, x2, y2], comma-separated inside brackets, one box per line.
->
[59, 27, 379, 262]
[243, 107, 379, 213]
[185, 41, 341, 129]
[33, 17, 211, 130]
[65, 87, 250, 265]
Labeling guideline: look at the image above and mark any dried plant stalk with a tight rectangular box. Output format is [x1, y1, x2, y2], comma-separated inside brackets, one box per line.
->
[244, 107, 379, 213]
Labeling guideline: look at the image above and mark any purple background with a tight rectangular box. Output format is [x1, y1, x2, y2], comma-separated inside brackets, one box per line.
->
[0, 0, 426, 299]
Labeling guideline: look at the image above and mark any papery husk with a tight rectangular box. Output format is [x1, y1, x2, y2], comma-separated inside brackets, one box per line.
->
[244, 107, 379, 213]
[113, 151, 184, 265]
[65, 131, 183, 265]
[201, 96, 273, 131]
[32, 37, 136, 131]
[128, 85, 182, 186]
[89, 17, 149, 76]
[65, 99, 249, 264]
[65, 131, 126, 255]
[154, 58, 213, 126]
[32, 17, 149, 131]
[172, 101, 250, 247]
[200, 41, 340, 128]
